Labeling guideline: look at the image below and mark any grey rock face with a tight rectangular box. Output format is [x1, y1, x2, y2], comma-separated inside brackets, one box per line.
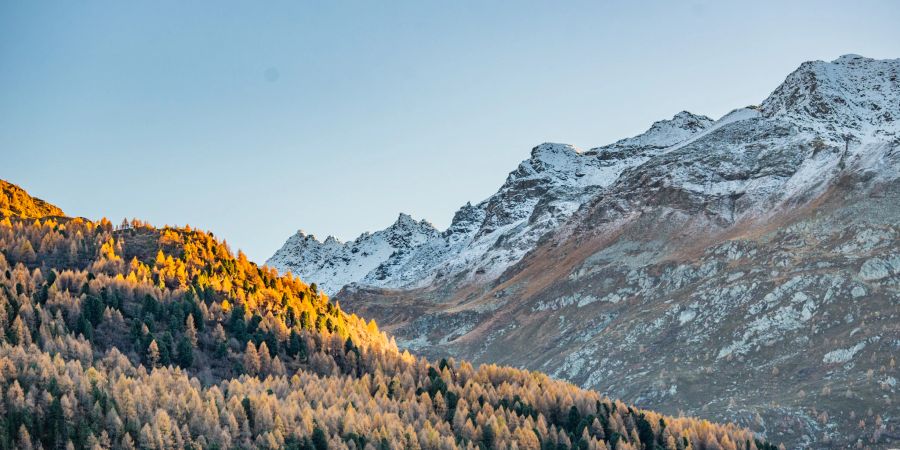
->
[859, 256, 900, 281]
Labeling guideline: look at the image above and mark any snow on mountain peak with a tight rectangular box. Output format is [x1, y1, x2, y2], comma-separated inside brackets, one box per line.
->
[269, 56, 900, 295]
[761, 55, 900, 140]
[383, 213, 439, 246]
[269, 111, 721, 293]
[670, 110, 715, 129]
[395, 212, 416, 224]
[599, 111, 714, 151]
[390, 212, 437, 232]
[523, 143, 589, 182]
[531, 142, 581, 158]
[265, 212, 443, 293]
[833, 54, 867, 64]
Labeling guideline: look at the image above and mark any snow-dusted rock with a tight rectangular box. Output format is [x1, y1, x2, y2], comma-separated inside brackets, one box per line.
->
[266, 213, 440, 293]
[270, 56, 900, 300]
[761, 55, 900, 141]
[269, 114, 715, 294]
[823, 341, 866, 364]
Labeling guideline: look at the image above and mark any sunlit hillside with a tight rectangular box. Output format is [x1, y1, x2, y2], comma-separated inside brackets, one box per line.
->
[0, 180, 65, 219]
[0, 179, 776, 450]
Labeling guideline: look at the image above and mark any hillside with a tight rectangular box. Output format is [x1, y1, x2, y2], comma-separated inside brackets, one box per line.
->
[0, 180, 64, 219]
[0, 185, 771, 450]
[271, 55, 900, 448]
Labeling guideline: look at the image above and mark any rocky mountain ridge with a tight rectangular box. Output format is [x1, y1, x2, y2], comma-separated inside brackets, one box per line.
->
[269, 55, 899, 297]
[267, 111, 718, 294]
[269, 55, 900, 448]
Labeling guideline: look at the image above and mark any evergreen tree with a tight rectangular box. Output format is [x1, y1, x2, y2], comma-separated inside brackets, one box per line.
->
[312, 426, 328, 450]
[176, 336, 194, 368]
[482, 424, 496, 450]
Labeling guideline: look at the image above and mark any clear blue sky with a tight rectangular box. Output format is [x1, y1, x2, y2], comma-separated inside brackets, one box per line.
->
[2, 1, 899, 263]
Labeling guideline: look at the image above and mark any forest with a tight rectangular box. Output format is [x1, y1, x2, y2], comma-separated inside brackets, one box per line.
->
[0, 180, 778, 450]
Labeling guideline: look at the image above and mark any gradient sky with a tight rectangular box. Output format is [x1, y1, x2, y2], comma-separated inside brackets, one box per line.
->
[2, 1, 899, 263]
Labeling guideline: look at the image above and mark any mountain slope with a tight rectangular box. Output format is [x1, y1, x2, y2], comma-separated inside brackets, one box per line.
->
[0, 181, 770, 450]
[273, 55, 900, 448]
[0, 179, 65, 219]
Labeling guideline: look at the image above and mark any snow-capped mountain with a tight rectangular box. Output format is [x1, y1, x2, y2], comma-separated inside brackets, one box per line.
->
[270, 56, 900, 296]
[268, 111, 717, 294]
[267, 213, 439, 293]
[269, 55, 900, 448]
[761, 54, 900, 140]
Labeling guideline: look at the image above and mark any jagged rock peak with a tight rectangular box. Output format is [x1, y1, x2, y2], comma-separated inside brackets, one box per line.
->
[290, 229, 320, 244]
[447, 202, 484, 234]
[384, 213, 438, 241]
[530, 142, 581, 158]
[760, 54, 900, 138]
[668, 110, 715, 129]
[597, 111, 714, 151]
[524, 143, 583, 170]
[525, 143, 586, 173]
[390, 212, 437, 231]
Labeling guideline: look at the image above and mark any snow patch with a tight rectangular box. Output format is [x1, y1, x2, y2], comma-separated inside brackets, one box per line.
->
[823, 342, 866, 364]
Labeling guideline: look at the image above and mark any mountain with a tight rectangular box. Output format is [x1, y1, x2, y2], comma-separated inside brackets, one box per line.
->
[0, 180, 770, 450]
[269, 55, 900, 448]
[267, 112, 716, 294]
[268, 213, 440, 294]
[0, 179, 64, 219]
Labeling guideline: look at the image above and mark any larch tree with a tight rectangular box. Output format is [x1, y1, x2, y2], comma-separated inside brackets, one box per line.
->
[244, 341, 261, 375]
[185, 315, 198, 347]
[147, 340, 160, 368]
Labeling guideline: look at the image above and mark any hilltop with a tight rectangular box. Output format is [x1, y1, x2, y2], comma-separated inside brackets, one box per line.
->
[0, 179, 64, 219]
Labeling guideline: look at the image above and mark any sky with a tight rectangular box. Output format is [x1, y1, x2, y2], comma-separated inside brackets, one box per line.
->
[2, 1, 899, 263]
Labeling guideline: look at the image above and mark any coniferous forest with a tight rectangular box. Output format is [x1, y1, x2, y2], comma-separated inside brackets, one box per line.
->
[0, 179, 777, 450]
